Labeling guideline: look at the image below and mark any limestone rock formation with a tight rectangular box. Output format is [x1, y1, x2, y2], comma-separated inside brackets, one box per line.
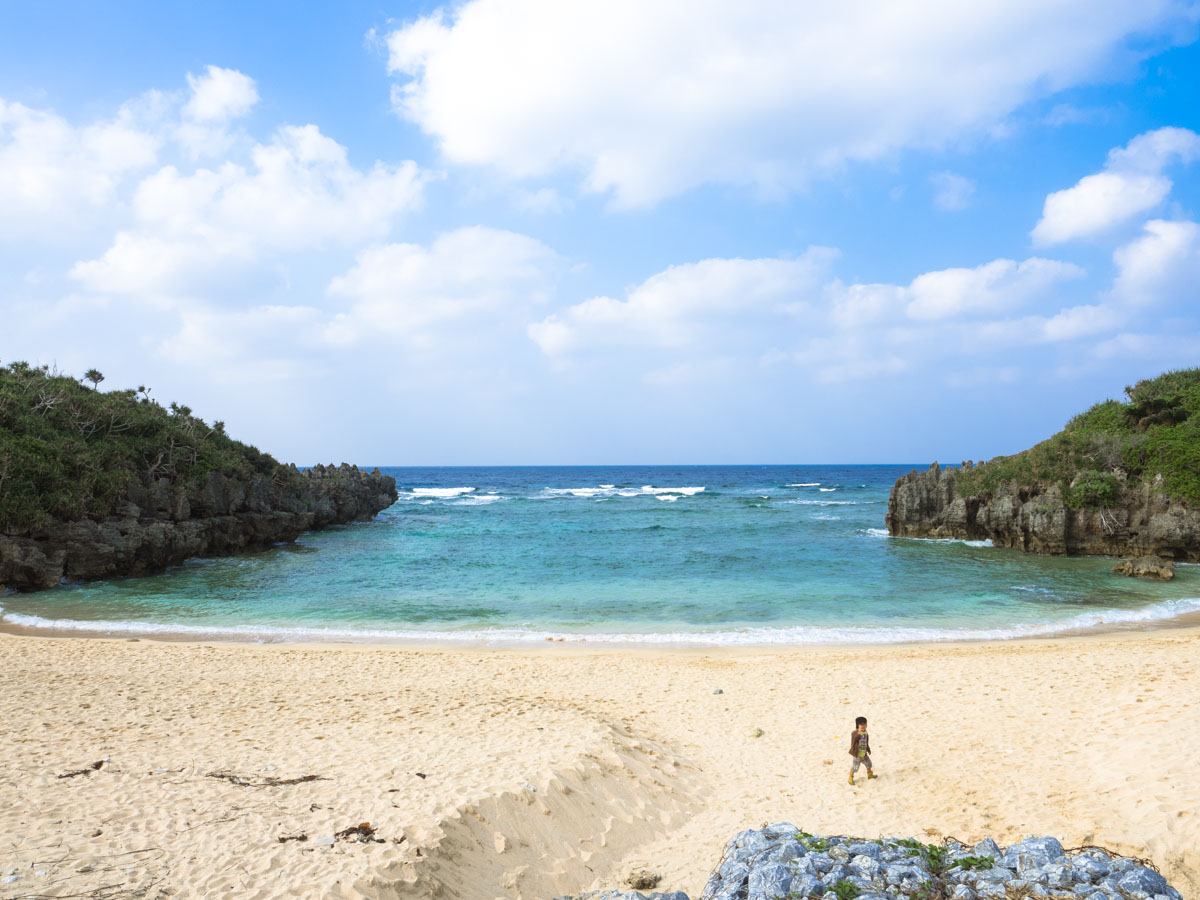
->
[1112, 555, 1176, 580]
[0, 463, 396, 592]
[886, 462, 1200, 560]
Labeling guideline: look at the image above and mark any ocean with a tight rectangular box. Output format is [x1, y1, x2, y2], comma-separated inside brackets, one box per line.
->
[2, 465, 1198, 645]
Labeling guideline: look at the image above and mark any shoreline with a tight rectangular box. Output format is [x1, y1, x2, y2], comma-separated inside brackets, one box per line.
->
[2, 625, 1197, 898]
[3, 604, 1200, 650]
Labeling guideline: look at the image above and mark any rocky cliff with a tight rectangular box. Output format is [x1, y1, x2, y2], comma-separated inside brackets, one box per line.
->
[886, 461, 1200, 559]
[0, 463, 397, 592]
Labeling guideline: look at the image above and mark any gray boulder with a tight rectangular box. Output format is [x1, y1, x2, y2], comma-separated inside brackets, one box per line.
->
[746, 862, 792, 899]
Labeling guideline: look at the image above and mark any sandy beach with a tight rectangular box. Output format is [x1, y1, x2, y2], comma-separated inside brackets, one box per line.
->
[1, 628, 1197, 899]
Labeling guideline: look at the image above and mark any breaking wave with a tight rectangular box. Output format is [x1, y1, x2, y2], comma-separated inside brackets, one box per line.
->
[6, 597, 1200, 646]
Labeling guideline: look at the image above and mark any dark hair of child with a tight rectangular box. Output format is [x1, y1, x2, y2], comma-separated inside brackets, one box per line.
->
[855, 716, 867, 727]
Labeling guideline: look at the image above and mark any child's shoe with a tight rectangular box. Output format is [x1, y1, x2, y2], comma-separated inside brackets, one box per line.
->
[847, 776, 855, 786]
[867, 771, 877, 780]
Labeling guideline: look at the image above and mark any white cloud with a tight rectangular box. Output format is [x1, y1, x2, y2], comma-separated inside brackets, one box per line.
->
[72, 125, 428, 297]
[527, 248, 1110, 390]
[0, 99, 159, 238]
[1032, 126, 1200, 245]
[326, 226, 557, 344]
[1038, 303, 1124, 341]
[183, 66, 259, 122]
[527, 250, 835, 357]
[387, 0, 1194, 206]
[1111, 218, 1200, 305]
[1107, 126, 1200, 171]
[826, 282, 907, 328]
[929, 171, 975, 211]
[177, 66, 260, 158]
[906, 257, 1084, 320]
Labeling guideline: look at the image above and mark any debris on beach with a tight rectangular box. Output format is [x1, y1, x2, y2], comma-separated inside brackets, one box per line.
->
[205, 771, 326, 788]
[557, 826, 1184, 900]
[335, 822, 385, 843]
[626, 869, 661, 890]
[58, 759, 106, 778]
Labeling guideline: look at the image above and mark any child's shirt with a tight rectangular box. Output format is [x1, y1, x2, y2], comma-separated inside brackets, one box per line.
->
[850, 730, 870, 757]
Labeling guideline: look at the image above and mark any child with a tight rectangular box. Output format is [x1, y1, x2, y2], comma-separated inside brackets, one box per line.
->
[848, 715, 876, 785]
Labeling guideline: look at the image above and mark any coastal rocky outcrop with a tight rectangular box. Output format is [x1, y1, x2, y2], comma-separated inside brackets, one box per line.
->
[886, 462, 1200, 560]
[0, 463, 397, 592]
[561, 826, 1183, 900]
[1112, 556, 1176, 580]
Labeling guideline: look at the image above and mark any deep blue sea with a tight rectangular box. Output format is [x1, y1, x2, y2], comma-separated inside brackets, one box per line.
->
[3, 465, 1198, 645]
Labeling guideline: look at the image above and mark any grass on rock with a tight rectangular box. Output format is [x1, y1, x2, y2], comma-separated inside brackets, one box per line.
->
[0, 361, 302, 534]
[953, 367, 1200, 507]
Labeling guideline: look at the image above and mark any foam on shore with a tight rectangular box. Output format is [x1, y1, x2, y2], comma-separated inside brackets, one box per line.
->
[5, 596, 1200, 647]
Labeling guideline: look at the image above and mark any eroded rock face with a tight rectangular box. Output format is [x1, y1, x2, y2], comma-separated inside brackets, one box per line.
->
[0, 464, 397, 592]
[1113, 556, 1176, 580]
[886, 463, 1200, 560]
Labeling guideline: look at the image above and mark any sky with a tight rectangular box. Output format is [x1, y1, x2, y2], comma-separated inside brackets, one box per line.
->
[2, 1, 1199, 465]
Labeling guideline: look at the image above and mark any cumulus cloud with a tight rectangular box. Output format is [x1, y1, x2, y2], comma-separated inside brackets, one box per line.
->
[0, 99, 159, 238]
[906, 257, 1084, 320]
[386, 0, 1194, 206]
[183, 66, 259, 122]
[1111, 218, 1200, 305]
[528, 248, 1107, 387]
[1032, 126, 1200, 245]
[177, 66, 260, 157]
[527, 251, 836, 357]
[929, 171, 975, 211]
[72, 125, 428, 298]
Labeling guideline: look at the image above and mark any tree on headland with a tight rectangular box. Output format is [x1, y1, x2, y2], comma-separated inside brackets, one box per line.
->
[0, 363, 296, 533]
[84, 369, 105, 391]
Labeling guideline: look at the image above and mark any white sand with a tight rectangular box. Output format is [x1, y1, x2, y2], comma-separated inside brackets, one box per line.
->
[1, 628, 1197, 898]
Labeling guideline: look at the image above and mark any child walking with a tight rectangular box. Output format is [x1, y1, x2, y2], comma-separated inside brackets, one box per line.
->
[848, 715, 876, 785]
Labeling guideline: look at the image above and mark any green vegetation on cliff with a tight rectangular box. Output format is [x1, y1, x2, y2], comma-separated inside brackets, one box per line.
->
[955, 368, 1200, 506]
[0, 362, 299, 533]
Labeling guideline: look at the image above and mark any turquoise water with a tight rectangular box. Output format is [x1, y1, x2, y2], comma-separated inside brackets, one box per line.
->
[2, 465, 1198, 644]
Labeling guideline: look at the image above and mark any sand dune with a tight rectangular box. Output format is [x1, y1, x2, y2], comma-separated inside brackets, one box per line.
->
[1, 628, 1196, 898]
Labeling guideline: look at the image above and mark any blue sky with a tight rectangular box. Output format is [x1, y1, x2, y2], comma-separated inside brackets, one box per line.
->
[2, 1, 1199, 464]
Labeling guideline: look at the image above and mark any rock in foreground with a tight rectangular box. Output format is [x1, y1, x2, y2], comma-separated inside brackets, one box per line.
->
[562, 826, 1182, 900]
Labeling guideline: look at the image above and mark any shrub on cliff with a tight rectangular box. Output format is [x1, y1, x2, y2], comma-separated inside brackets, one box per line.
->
[0, 362, 299, 533]
[955, 367, 1200, 506]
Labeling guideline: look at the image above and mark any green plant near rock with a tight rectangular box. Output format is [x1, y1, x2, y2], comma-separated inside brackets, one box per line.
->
[826, 880, 861, 899]
[951, 855, 994, 871]
[793, 830, 830, 851]
[953, 367, 1200, 506]
[924, 844, 947, 874]
[1064, 469, 1121, 509]
[0, 362, 302, 534]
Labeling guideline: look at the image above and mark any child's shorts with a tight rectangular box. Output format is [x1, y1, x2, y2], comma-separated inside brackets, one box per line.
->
[852, 753, 872, 772]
